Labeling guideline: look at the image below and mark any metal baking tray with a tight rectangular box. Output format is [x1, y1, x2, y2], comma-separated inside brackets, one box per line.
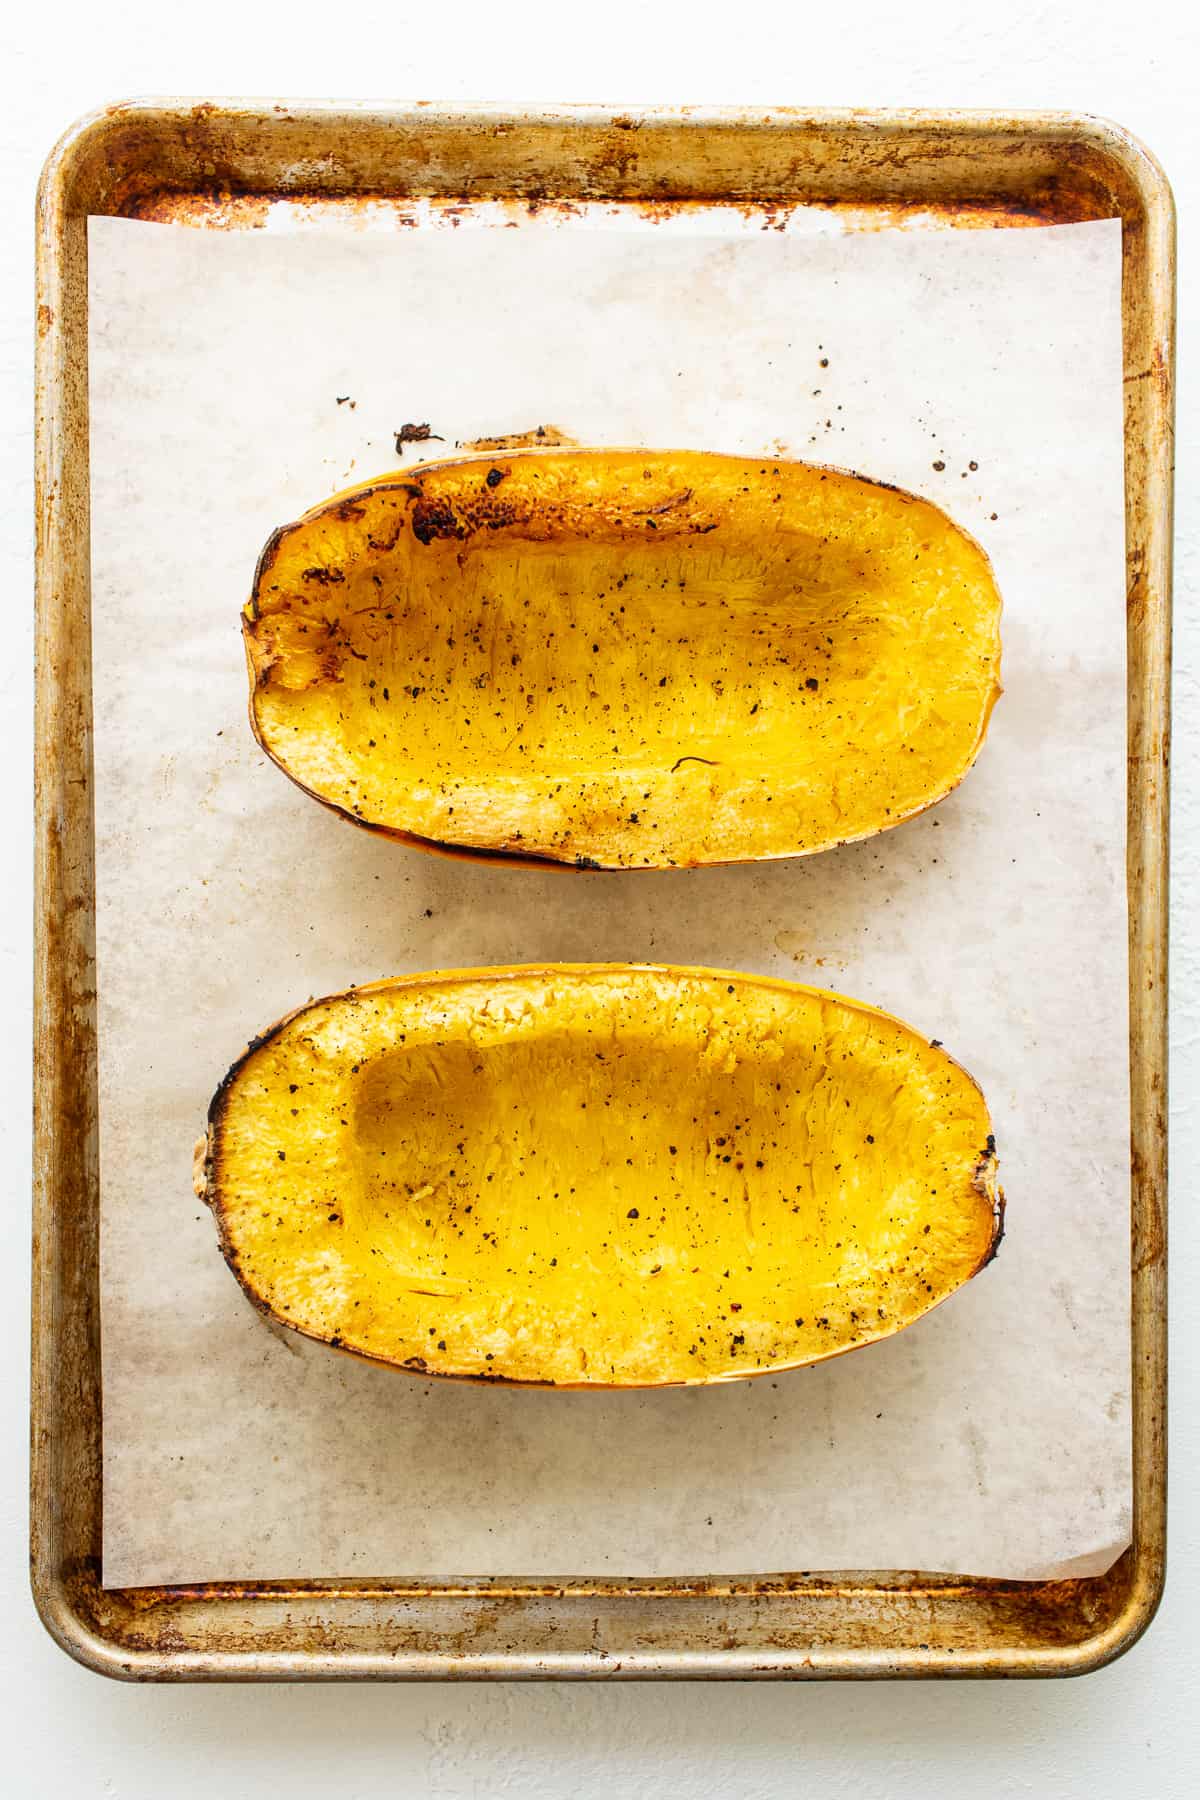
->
[32, 101, 1173, 1680]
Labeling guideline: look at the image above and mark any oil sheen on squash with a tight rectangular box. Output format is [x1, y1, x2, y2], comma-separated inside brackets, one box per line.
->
[202, 966, 1003, 1387]
[244, 450, 1002, 869]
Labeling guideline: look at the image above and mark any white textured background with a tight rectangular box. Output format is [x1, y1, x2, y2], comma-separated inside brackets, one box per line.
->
[2, 2, 1196, 1794]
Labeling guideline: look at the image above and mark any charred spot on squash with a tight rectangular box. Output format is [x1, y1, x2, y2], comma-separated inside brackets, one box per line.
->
[976, 1189, 1007, 1270]
[203, 964, 1001, 1389]
[411, 495, 470, 545]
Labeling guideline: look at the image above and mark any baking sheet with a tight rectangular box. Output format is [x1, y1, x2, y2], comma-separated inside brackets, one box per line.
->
[89, 209, 1129, 1587]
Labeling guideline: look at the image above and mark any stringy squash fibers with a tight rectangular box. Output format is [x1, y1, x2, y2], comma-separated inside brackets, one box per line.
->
[200, 965, 1003, 1388]
[244, 450, 1002, 869]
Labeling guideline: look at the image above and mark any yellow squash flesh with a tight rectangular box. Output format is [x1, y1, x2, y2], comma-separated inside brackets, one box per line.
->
[201, 965, 1002, 1388]
[244, 450, 1002, 869]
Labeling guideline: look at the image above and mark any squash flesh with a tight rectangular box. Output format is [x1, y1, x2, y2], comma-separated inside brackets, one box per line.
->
[245, 451, 1002, 868]
[204, 966, 1001, 1387]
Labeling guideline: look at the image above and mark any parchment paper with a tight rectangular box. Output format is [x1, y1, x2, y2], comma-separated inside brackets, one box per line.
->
[89, 209, 1129, 1587]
